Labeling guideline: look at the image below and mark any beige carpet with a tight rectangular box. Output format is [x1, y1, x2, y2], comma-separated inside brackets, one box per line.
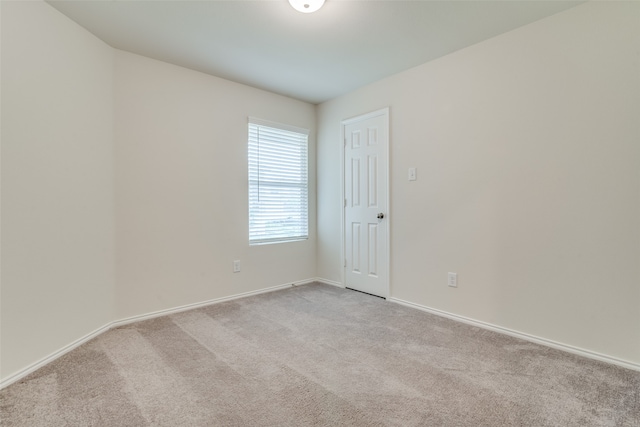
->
[1, 283, 638, 426]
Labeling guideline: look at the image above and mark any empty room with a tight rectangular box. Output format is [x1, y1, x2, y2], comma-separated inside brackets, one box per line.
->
[1, 0, 639, 425]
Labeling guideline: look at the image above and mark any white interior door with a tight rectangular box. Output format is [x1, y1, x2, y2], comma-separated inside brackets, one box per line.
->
[343, 108, 389, 298]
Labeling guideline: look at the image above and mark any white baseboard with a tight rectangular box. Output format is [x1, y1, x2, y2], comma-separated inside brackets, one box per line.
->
[0, 323, 112, 390]
[111, 279, 316, 328]
[388, 297, 640, 372]
[314, 277, 344, 288]
[7, 280, 633, 390]
[0, 279, 317, 390]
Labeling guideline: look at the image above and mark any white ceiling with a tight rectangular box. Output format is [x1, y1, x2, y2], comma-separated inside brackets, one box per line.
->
[47, 0, 584, 104]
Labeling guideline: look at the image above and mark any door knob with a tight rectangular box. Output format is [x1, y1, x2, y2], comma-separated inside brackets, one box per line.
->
[377, 213, 385, 219]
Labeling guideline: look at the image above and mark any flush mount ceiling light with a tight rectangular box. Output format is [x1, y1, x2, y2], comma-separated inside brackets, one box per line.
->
[288, 0, 325, 13]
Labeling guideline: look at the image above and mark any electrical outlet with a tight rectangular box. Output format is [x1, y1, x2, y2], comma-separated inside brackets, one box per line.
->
[448, 272, 457, 287]
[233, 260, 241, 273]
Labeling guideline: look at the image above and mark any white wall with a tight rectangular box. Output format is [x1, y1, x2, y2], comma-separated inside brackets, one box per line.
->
[317, 2, 640, 365]
[1, 1, 316, 384]
[1, 1, 115, 379]
[113, 51, 317, 319]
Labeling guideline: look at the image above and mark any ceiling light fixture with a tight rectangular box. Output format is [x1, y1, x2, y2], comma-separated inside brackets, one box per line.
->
[288, 0, 325, 13]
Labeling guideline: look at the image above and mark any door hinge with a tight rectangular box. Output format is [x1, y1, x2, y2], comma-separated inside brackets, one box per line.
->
[344, 198, 347, 207]
[344, 259, 347, 268]
[344, 137, 347, 147]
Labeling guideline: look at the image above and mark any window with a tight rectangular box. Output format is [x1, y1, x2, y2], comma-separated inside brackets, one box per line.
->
[248, 118, 309, 244]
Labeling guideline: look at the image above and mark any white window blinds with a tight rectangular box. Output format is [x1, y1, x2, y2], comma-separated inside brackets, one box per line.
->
[248, 118, 309, 244]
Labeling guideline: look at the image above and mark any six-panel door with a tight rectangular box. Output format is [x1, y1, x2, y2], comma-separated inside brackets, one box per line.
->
[344, 111, 388, 298]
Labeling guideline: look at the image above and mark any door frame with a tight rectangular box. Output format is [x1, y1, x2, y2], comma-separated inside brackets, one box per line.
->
[340, 107, 390, 298]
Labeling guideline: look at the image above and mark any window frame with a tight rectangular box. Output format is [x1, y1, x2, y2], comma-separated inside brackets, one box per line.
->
[248, 117, 309, 245]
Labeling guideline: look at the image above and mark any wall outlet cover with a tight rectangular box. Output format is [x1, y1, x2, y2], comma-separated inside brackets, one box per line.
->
[448, 272, 457, 287]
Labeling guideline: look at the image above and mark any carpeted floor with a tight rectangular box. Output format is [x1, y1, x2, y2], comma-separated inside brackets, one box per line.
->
[1, 283, 638, 426]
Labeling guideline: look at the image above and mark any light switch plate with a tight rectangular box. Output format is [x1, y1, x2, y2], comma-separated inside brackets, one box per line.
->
[408, 167, 417, 181]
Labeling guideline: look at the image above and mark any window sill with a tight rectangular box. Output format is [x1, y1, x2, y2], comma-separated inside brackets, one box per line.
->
[249, 237, 308, 246]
